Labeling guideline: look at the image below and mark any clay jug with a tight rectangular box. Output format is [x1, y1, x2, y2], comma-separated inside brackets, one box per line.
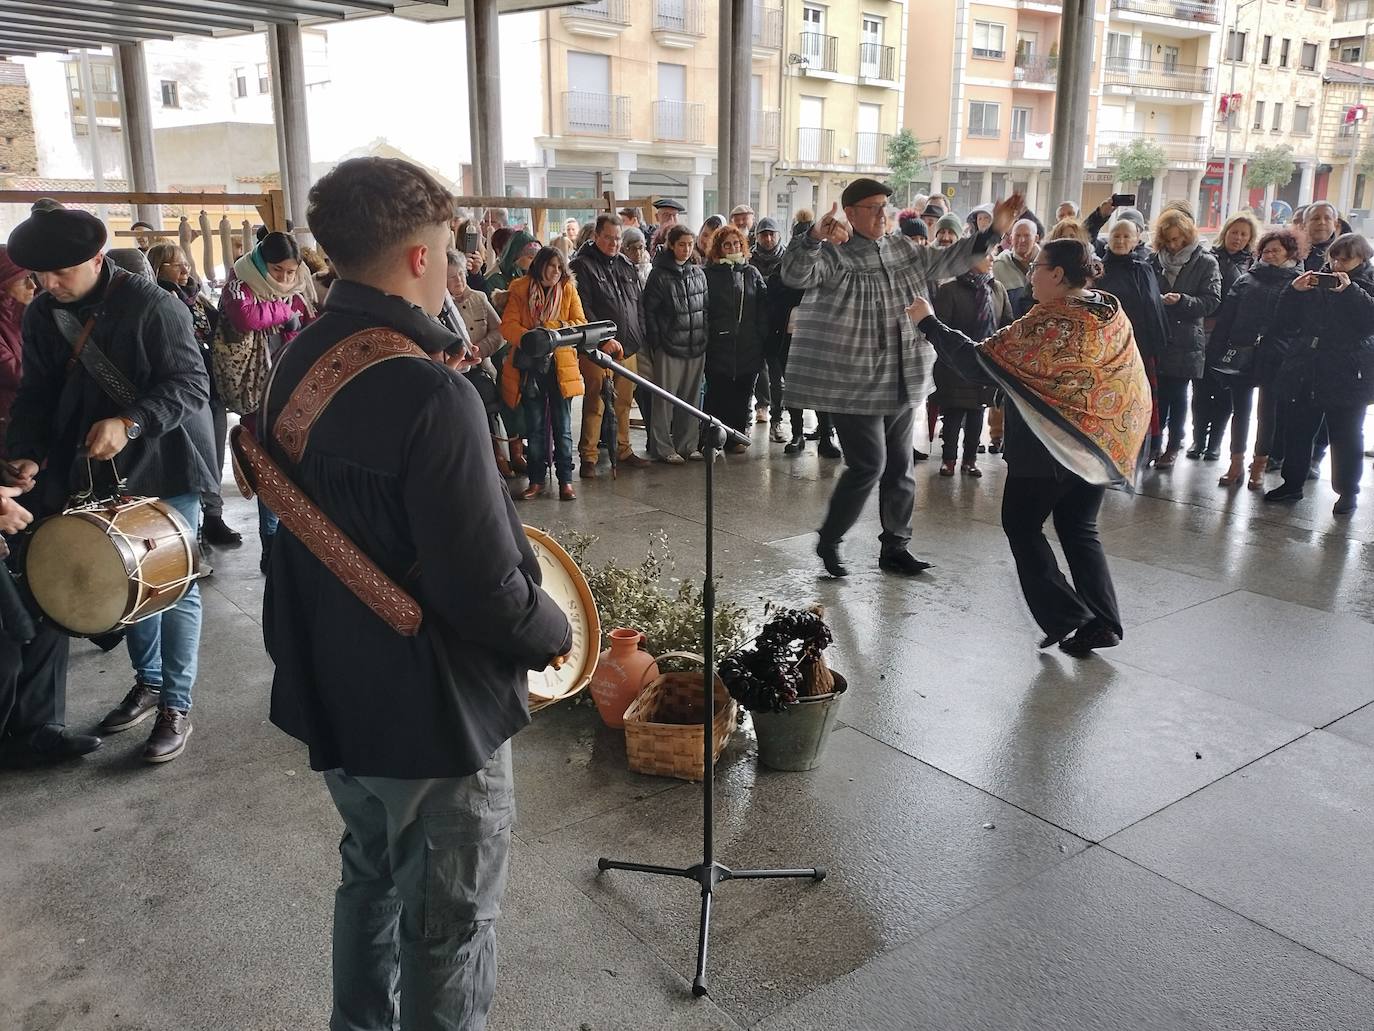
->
[591, 629, 659, 728]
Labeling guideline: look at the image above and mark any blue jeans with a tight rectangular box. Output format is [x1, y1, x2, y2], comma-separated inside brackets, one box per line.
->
[126, 492, 203, 712]
[324, 742, 514, 1031]
[259, 499, 279, 543]
[521, 379, 574, 486]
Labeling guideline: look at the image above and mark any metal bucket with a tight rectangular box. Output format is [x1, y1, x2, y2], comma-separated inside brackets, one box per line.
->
[751, 673, 846, 772]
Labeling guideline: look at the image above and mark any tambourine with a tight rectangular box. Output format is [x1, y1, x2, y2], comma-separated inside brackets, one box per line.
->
[524, 525, 600, 713]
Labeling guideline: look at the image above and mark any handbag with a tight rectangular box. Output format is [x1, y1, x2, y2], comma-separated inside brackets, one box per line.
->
[210, 313, 271, 416]
[1212, 337, 1257, 377]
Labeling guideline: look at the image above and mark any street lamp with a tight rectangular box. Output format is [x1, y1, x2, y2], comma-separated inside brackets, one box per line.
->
[1219, 0, 1259, 224]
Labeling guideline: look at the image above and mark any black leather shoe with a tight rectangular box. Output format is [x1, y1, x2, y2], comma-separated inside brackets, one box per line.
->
[1039, 629, 1076, 650]
[817, 435, 842, 459]
[143, 707, 192, 764]
[0, 726, 102, 768]
[1059, 624, 1120, 657]
[1204, 450, 1221, 462]
[201, 515, 242, 547]
[98, 682, 161, 734]
[1264, 483, 1304, 503]
[879, 550, 933, 576]
[816, 539, 848, 578]
[1334, 494, 1358, 516]
[784, 434, 805, 455]
[912, 448, 930, 462]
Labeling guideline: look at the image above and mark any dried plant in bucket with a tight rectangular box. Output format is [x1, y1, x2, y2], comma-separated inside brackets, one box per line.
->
[719, 606, 844, 714]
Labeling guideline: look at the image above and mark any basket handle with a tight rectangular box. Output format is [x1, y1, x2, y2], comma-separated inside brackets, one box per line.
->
[638, 650, 705, 690]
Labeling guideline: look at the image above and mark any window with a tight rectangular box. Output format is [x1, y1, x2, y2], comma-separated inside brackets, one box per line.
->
[968, 100, 999, 137]
[1011, 106, 1031, 141]
[1163, 45, 1180, 73]
[1226, 30, 1247, 62]
[1341, 0, 1371, 17]
[160, 80, 179, 108]
[1105, 31, 1130, 66]
[232, 67, 247, 98]
[257, 63, 270, 94]
[1294, 104, 1312, 133]
[1301, 42, 1318, 71]
[1261, 35, 1272, 64]
[1272, 102, 1283, 131]
[972, 21, 1006, 59]
[1341, 43, 1364, 62]
[1252, 100, 1265, 130]
[1279, 38, 1291, 67]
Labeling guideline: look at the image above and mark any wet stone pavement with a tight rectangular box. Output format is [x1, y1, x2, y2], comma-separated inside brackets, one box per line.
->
[3, 411, 1374, 1031]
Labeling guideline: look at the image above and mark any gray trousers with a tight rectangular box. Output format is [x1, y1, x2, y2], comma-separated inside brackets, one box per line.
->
[201, 398, 228, 518]
[644, 350, 706, 459]
[323, 741, 514, 1031]
[819, 406, 916, 555]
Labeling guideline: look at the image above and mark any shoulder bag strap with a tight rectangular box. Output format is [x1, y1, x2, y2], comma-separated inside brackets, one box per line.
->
[55, 270, 139, 408]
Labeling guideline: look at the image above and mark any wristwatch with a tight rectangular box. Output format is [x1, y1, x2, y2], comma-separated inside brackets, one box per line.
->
[120, 417, 143, 440]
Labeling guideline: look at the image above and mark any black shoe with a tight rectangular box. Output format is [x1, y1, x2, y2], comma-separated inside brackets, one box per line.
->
[818, 435, 842, 459]
[1039, 629, 1074, 650]
[816, 539, 848, 578]
[143, 707, 192, 764]
[1204, 450, 1221, 462]
[879, 550, 933, 576]
[987, 440, 1002, 455]
[784, 434, 805, 455]
[1264, 483, 1304, 503]
[1334, 494, 1358, 516]
[259, 534, 274, 574]
[1185, 446, 1203, 460]
[201, 515, 242, 547]
[98, 682, 162, 734]
[1059, 624, 1120, 657]
[912, 448, 929, 462]
[0, 726, 102, 768]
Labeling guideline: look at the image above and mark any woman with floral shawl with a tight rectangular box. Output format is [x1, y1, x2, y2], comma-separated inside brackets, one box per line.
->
[908, 239, 1151, 657]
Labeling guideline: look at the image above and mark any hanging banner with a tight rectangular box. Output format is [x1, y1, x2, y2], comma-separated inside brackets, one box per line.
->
[1023, 132, 1051, 160]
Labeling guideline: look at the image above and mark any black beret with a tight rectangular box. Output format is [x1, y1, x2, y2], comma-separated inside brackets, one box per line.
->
[7, 208, 107, 272]
[653, 198, 686, 212]
[840, 177, 892, 208]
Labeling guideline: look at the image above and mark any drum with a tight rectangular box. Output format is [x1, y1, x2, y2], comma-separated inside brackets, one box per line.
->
[25, 497, 202, 637]
[523, 525, 600, 713]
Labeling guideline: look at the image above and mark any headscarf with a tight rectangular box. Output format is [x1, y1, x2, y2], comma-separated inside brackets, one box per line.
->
[1156, 239, 1200, 287]
[958, 269, 998, 340]
[498, 230, 537, 283]
[233, 247, 314, 315]
[526, 277, 561, 326]
[976, 293, 1152, 487]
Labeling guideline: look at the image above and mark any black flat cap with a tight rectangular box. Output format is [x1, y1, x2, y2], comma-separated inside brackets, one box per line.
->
[652, 198, 686, 212]
[840, 178, 892, 208]
[7, 208, 107, 272]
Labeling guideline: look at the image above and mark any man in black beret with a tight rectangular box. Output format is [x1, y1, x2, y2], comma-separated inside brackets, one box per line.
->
[5, 205, 218, 764]
[647, 197, 686, 253]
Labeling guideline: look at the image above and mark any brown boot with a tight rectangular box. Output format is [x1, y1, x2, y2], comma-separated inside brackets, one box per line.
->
[143, 706, 192, 763]
[508, 438, 528, 474]
[1218, 454, 1245, 487]
[1247, 456, 1267, 491]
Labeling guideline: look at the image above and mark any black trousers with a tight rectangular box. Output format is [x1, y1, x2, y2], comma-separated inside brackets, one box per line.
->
[1227, 383, 1278, 457]
[1157, 375, 1192, 452]
[1001, 473, 1122, 639]
[0, 620, 70, 742]
[703, 371, 757, 436]
[1280, 400, 1367, 497]
[940, 407, 985, 464]
[1190, 371, 1230, 451]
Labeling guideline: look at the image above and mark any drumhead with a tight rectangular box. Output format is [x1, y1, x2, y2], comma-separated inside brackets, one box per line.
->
[26, 515, 133, 635]
[523, 525, 600, 713]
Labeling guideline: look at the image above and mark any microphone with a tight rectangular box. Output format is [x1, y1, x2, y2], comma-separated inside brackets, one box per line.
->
[519, 321, 618, 358]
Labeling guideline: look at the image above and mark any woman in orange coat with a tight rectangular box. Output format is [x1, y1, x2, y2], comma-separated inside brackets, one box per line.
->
[500, 246, 587, 500]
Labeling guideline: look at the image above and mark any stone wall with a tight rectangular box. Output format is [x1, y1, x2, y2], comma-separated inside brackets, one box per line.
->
[0, 63, 39, 177]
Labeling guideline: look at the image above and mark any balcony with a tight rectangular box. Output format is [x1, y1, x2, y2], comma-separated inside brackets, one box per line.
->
[797, 126, 835, 165]
[859, 43, 897, 85]
[855, 131, 891, 167]
[1103, 56, 1214, 97]
[562, 91, 631, 138]
[751, 108, 780, 150]
[1109, 0, 1221, 31]
[753, 2, 783, 58]
[561, 0, 631, 38]
[1098, 129, 1209, 164]
[653, 0, 705, 49]
[799, 32, 839, 75]
[653, 100, 705, 144]
[1013, 53, 1058, 86]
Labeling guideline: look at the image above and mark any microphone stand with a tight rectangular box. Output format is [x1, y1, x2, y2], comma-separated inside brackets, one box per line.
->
[579, 345, 826, 998]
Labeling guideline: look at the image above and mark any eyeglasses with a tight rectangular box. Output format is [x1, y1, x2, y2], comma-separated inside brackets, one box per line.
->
[160, 261, 189, 270]
[850, 202, 889, 215]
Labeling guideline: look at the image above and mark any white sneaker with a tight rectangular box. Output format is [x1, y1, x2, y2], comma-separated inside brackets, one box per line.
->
[687, 450, 705, 462]
[660, 453, 686, 465]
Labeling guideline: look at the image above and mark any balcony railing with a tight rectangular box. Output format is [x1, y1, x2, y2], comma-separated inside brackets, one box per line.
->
[859, 42, 896, 81]
[1098, 129, 1208, 162]
[562, 91, 631, 137]
[797, 126, 835, 164]
[653, 99, 705, 144]
[562, 0, 630, 24]
[799, 32, 839, 73]
[855, 132, 891, 166]
[653, 0, 705, 38]
[751, 108, 780, 149]
[1104, 56, 1214, 93]
[1109, 0, 1221, 24]
[1014, 53, 1058, 84]
[753, 3, 783, 49]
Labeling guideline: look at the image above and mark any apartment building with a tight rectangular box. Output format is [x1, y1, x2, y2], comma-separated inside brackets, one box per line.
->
[530, 0, 785, 227]
[1209, 0, 1330, 226]
[764, 0, 908, 221]
[1319, 60, 1374, 214]
[1329, 0, 1373, 64]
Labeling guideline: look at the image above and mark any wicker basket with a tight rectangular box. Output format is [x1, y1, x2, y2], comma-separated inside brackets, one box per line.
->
[623, 651, 737, 781]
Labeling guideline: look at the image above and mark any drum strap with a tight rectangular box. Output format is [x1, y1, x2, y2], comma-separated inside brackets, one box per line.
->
[53, 270, 139, 409]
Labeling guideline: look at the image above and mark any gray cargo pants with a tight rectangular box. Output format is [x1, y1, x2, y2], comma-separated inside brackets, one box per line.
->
[323, 741, 514, 1031]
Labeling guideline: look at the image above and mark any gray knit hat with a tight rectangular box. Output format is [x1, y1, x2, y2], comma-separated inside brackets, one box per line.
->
[934, 213, 964, 238]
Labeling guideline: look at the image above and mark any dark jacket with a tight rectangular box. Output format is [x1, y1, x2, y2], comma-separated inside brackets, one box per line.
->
[1212, 245, 1255, 301]
[750, 243, 784, 282]
[764, 268, 804, 362]
[262, 279, 571, 779]
[1206, 262, 1300, 386]
[703, 260, 768, 380]
[1097, 250, 1170, 363]
[1269, 266, 1374, 409]
[158, 276, 220, 400]
[0, 294, 24, 445]
[931, 273, 1011, 408]
[642, 247, 708, 360]
[1303, 235, 1335, 273]
[8, 262, 216, 516]
[570, 240, 646, 358]
[1150, 245, 1222, 380]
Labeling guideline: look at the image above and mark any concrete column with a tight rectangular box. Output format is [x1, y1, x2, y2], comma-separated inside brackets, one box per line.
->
[928, 166, 943, 194]
[465, 0, 504, 195]
[980, 168, 993, 205]
[717, 3, 733, 212]
[527, 165, 548, 198]
[688, 172, 706, 230]
[1025, 170, 1040, 216]
[1299, 161, 1315, 205]
[1151, 172, 1167, 217]
[728, 0, 752, 209]
[1048, 0, 1094, 211]
[1229, 160, 1245, 215]
[1262, 183, 1276, 221]
[271, 22, 312, 231]
[115, 43, 160, 226]
[1187, 170, 1204, 213]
